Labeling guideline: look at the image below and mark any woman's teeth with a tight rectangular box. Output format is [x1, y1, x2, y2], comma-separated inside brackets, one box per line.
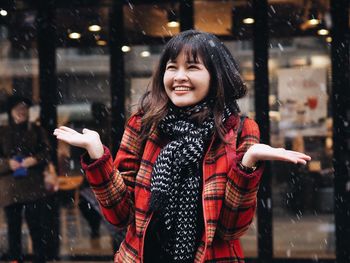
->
[174, 87, 191, 91]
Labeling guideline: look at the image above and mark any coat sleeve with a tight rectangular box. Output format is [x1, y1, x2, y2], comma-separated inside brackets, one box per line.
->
[219, 118, 264, 240]
[81, 114, 143, 228]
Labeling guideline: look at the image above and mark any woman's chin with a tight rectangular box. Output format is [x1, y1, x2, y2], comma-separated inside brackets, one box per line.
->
[170, 98, 197, 108]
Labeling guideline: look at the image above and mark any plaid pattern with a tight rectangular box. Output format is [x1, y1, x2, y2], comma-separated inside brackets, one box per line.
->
[82, 113, 263, 263]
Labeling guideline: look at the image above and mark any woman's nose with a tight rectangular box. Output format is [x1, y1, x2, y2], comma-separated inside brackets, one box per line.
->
[174, 69, 188, 81]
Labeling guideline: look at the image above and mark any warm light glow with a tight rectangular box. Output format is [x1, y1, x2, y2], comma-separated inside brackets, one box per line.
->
[0, 9, 7, 16]
[68, 32, 81, 39]
[326, 36, 332, 43]
[97, 40, 107, 46]
[308, 18, 320, 26]
[243, 17, 254, 24]
[167, 21, 180, 28]
[121, 45, 131, 52]
[317, 29, 329, 35]
[140, 51, 151, 57]
[88, 24, 101, 32]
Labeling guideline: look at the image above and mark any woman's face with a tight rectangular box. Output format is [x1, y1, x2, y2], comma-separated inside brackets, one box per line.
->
[11, 102, 29, 124]
[163, 50, 210, 107]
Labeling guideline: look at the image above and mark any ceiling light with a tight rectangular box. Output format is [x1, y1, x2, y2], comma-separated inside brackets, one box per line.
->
[167, 21, 180, 28]
[326, 37, 332, 43]
[306, 5, 320, 26]
[88, 24, 101, 32]
[121, 45, 131, 52]
[97, 40, 107, 46]
[140, 51, 150, 57]
[308, 18, 320, 26]
[167, 10, 179, 28]
[243, 17, 254, 24]
[0, 9, 7, 16]
[68, 32, 81, 39]
[317, 28, 329, 35]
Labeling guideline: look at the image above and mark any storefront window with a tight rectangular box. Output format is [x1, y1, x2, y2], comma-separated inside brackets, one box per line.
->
[0, 6, 41, 255]
[0, 10, 38, 123]
[194, 0, 234, 36]
[268, 0, 335, 259]
[55, 7, 114, 257]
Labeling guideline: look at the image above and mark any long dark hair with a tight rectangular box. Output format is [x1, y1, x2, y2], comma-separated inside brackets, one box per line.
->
[139, 30, 247, 141]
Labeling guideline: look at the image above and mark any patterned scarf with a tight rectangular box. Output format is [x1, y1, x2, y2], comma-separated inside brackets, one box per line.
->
[149, 100, 232, 262]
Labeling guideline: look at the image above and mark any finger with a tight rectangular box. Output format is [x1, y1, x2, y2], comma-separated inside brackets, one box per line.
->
[285, 150, 311, 158]
[53, 130, 69, 138]
[59, 126, 79, 133]
[55, 132, 75, 141]
[273, 153, 301, 164]
[55, 134, 68, 142]
[54, 128, 76, 137]
[286, 151, 311, 160]
[295, 159, 307, 165]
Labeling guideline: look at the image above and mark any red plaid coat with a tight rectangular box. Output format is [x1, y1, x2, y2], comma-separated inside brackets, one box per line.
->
[82, 113, 263, 263]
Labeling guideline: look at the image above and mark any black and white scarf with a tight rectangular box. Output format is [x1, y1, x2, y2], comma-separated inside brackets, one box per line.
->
[149, 100, 232, 262]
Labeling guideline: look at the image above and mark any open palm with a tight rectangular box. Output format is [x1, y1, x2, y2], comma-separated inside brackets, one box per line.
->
[247, 144, 311, 165]
[53, 126, 104, 159]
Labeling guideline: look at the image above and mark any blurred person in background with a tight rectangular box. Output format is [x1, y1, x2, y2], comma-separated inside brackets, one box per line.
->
[0, 95, 55, 263]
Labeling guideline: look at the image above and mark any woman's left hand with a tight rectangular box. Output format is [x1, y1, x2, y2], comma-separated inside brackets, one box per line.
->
[242, 143, 311, 167]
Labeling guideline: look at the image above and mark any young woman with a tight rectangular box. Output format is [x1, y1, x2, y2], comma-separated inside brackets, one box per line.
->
[54, 30, 311, 263]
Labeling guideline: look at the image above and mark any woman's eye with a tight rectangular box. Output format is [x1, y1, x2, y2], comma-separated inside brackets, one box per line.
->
[188, 65, 199, 70]
[166, 65, 176, 70]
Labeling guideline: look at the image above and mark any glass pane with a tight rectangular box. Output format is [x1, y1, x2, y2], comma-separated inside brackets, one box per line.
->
[268, 0, 335, 259]
[55, 7, 115, 257]
[225, 41, 256, 116]
[124, 44, 162, 118]
[0, 6, 44, 257]
[124, 3, 180, 42]
[194, 0, 234, 36]
[0, 9, 38, 113]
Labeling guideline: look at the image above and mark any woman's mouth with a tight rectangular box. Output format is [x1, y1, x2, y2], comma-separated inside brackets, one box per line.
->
[173, 86, 192, 91]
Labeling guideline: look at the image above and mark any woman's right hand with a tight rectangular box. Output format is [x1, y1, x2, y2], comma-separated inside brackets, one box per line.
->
[53, 126, 104, 159]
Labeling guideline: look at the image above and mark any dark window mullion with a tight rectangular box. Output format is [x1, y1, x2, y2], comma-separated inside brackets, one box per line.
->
[252, 0, 273, 262]
[331, 0, 350, 262]
[109, 1, 125, 156]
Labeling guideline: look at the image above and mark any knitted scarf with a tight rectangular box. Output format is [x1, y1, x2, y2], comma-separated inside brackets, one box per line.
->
[149, 100, 232, 262]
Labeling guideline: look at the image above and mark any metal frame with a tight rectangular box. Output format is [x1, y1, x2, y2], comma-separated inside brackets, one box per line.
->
[331, 0, 350, 262]
[252, 1, 273, 262]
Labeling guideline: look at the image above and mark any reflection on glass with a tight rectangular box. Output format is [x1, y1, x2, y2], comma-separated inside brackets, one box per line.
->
[266, 0, 334, 257]
[123, 3, 180, 41]
[54, 6, 119, 257]
[269, 34, 335, 258]
[56, 44, 116, 256]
